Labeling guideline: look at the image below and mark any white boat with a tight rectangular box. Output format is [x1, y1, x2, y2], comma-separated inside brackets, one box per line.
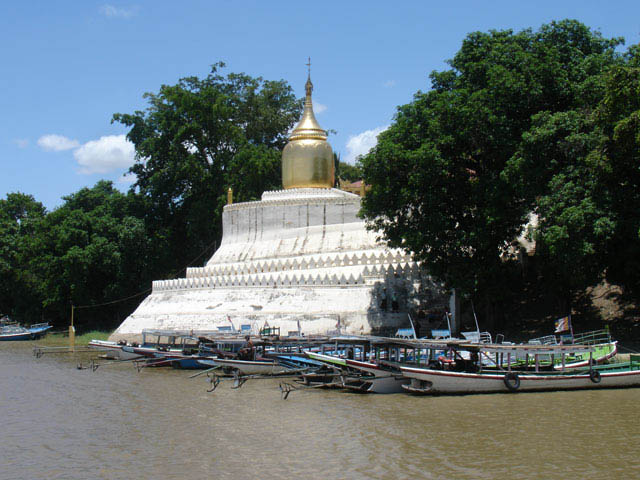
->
[95, 330, 203, 361]
[87, 340, 142, 360]
[399, 342, 640, 394]
[196, 357, 291, 375]
[401, 363, 640, 394]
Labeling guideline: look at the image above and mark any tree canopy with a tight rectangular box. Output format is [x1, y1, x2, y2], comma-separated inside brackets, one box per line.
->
[112, 62, 302, 275]
[0, 64, 303, 329]
[0, 183, 152, 328]
[0, 193, 47, 320]
[360, 20, 638, 320]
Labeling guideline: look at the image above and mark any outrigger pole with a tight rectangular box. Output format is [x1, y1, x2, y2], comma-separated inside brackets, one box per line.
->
[471, 300, 481, 336]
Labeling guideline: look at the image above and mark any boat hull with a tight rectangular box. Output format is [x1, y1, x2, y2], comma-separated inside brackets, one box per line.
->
[0, 332, 34, 341]
[88, 340, 142, 360]
[197, 358, 290, 375]
[0, 323, 52, 341]
[400, 365, 640, 394]
[307, 352, 409, 393]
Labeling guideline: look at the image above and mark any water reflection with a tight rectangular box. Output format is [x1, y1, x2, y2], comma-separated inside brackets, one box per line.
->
[1, 342, 638, 479]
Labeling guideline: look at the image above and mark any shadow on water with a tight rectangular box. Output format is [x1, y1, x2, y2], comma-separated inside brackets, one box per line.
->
[2, 342, 639, 480]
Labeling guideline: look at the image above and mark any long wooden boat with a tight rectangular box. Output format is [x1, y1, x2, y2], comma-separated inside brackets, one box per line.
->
[88, 340, 142, 360]
[398, 342, 640, 394]
[476, 341, 618, 371]
[306, 346, 409, 393]
[88, 329, 195, 360]
[519, 329, 618, 370]
[196, 357, 291, 375]
[401, 362, 640, 394]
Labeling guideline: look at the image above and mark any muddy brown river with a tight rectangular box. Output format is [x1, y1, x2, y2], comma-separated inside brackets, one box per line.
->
[1, 342, 639, 479]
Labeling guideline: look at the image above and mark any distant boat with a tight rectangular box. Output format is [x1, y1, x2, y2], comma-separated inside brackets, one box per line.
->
[89, 329, 208, 361]
[0, 321, 52, 341]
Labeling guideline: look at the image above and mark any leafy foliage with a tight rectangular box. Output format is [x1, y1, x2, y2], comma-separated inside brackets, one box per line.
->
[335, 156, 364, 183]
[594, 50, 640, 297]
[112, 63, 301, 275]
[0, 183, 152, 328]
[1, 64, 302, 329]
[0, 193, 47, 320]
[360, 20, 632, 320]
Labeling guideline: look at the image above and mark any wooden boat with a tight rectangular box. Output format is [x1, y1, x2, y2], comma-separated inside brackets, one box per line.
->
[196, 357, 292, 375]
[119, 330, 200, 357]
[398, 341, 640, 394]
[401, 362, 640, 394]
[303, 336, 416, 393]
[139, 331, 262, 371]
[267, 353, 325, 370]
[515, 329, 617, 370]
[307, 350, 409, 393]
[132, 334, 261, 369]
[88, 340, 143, 360]
[89, 329, 197, 361]
[0, 322, 52, 341]
[102, 331, 324, 370]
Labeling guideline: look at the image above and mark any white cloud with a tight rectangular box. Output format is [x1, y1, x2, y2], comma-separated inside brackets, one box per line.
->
[99, 4, 138, 19]
[314, 101, 327, 114]
[383, 80, 396, 88]
[14, 138, 29, 148]
[73, 134, 135, 174]
[38, 134, 80, 152]
[345, 126, 388, 164]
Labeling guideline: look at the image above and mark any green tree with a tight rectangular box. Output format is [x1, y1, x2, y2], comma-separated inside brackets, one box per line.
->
[335, 156, 363, 183]
[1, 182, 183, 329]
[505, 111, 612, 309]
[28, 182, 151, 329]
[360, 20, 623, 323]
[113, 63, 302, 277]
[505, 43, 640, 307]
[594, 46, 640, 297]
[0, 193, 47, 321]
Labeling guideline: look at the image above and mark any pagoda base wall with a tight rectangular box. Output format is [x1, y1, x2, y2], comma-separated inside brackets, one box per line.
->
[111, 189, 449, 341]
[109, 285, 414, 343]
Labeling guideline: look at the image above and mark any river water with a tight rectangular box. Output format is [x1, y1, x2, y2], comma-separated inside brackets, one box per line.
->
[1, 342, 639, 480]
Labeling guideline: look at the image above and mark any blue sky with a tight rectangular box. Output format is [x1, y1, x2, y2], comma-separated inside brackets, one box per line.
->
[2, 1, 639, 210]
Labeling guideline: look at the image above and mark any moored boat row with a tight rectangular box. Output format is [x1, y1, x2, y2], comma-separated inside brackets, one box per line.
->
[82, 328, 640, 396]
[301, 335, 640, 395]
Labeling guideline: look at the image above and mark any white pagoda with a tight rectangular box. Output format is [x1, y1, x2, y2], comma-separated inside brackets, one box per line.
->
[111, 72, 448, 341]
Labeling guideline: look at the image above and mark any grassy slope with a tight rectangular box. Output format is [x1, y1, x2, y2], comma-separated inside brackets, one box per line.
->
[35, 331, 112, 347]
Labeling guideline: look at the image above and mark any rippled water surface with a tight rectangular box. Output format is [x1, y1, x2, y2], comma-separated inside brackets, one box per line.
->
[2, 342, 639, 479]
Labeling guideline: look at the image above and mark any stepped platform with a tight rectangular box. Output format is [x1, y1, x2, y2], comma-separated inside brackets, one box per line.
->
[111, 188, 448, 342]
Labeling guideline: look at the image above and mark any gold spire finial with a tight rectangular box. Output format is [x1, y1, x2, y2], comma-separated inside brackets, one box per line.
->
[291, 59, 324, 141]
[305, 57, 313, 97]
[281, 61, 335, 189]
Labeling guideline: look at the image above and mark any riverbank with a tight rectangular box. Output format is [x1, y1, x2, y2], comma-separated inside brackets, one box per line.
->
[35, 330, 111, 347]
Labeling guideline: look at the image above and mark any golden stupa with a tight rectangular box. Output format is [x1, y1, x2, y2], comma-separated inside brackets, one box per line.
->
[282, 70, 335, 189]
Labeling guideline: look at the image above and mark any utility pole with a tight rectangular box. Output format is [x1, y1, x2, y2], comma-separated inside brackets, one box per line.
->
[69, 304, 75, 352]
